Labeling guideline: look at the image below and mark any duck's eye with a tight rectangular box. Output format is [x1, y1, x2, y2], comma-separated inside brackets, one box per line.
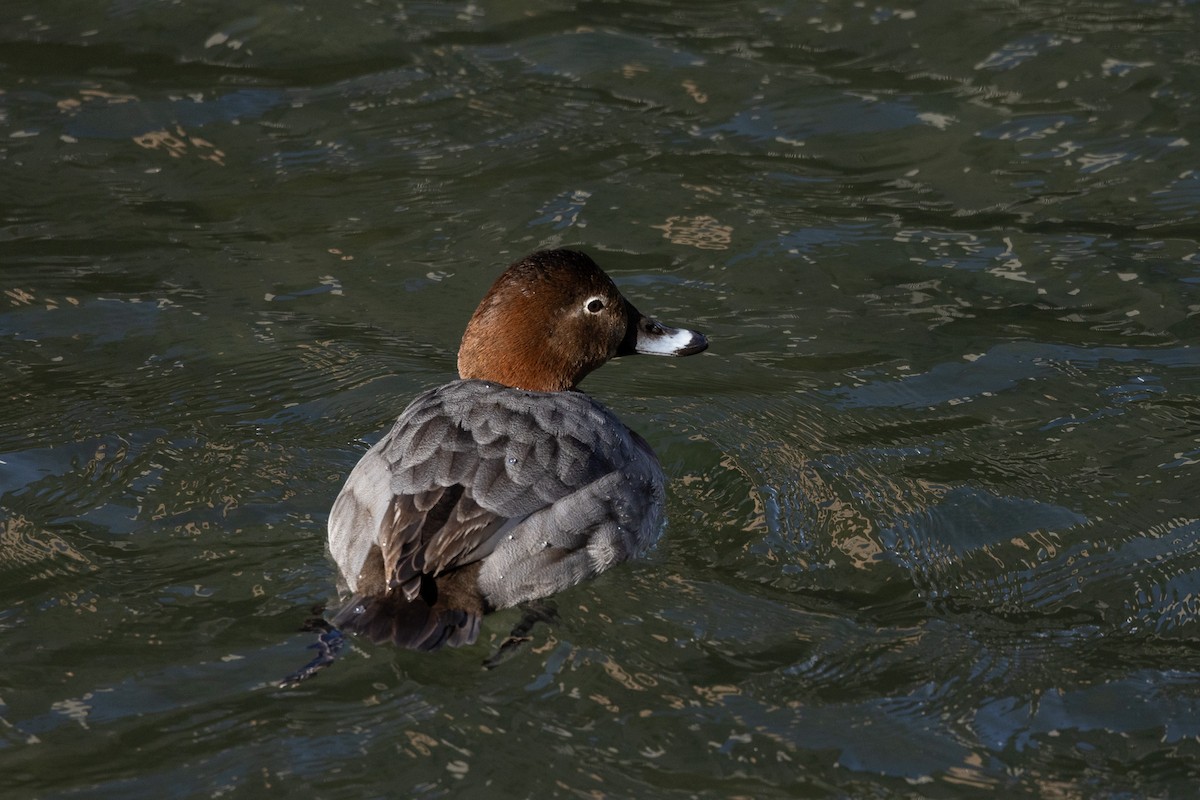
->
[585, 298, 605, 314]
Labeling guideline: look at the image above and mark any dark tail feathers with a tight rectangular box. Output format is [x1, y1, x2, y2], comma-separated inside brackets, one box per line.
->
[330, 567, 487, 651]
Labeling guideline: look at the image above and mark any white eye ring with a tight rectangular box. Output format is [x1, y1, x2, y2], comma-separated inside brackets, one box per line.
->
[584, 296, 605, 313]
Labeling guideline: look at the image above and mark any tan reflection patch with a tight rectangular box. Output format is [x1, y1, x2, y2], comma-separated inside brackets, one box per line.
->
[693, 683, 740, 703]
[944, 751, 1001, 789]
[402, 730, 439, 757]
[652, 214, 732, 250]
[601, 656, 646, 691]
[56, 88, 139, 114]
[134, 125, 226, 166]
[2, 285, 78, 311]
[0, 515, 96, 576]
[837, 532, 883, 567]
[682, 79, 708, 104]
[589, 693, 619, 713]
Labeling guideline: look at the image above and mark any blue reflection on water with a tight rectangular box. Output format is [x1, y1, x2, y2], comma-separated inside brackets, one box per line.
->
[826, 342, 1200, 410]
[710, 92, 925, 143]
[881, 486, 1087, 555]
[65, 89, 286, 139]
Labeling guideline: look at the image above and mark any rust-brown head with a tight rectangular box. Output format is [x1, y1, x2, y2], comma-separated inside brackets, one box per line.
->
[457, 249, 708, 392]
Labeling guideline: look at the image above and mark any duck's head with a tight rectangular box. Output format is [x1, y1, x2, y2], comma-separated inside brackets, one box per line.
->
[457, 249, 708, 392]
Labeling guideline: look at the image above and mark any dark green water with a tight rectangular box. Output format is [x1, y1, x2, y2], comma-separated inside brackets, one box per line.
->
[4, 1, 1200, 797]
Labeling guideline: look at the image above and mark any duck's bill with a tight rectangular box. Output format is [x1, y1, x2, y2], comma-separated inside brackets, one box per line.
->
[621, 308, 709, 357]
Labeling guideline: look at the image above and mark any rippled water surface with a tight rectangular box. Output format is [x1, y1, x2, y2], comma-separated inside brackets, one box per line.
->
[4, 1, 1200, 797]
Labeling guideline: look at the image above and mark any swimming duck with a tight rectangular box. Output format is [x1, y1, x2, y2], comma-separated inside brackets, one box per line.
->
[326, 249, 708, 650]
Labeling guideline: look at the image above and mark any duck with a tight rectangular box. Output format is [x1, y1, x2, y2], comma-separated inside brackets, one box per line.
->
[326, 249, 708, 650]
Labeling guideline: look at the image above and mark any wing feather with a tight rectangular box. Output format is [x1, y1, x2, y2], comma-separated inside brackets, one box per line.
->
[328, 380, 652, 646]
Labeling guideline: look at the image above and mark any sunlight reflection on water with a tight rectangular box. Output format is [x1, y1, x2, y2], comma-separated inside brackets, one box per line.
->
[3, 0, 1200, 796]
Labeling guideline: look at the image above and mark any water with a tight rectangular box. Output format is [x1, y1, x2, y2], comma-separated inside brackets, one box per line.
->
[3, 0, 1200, 796]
